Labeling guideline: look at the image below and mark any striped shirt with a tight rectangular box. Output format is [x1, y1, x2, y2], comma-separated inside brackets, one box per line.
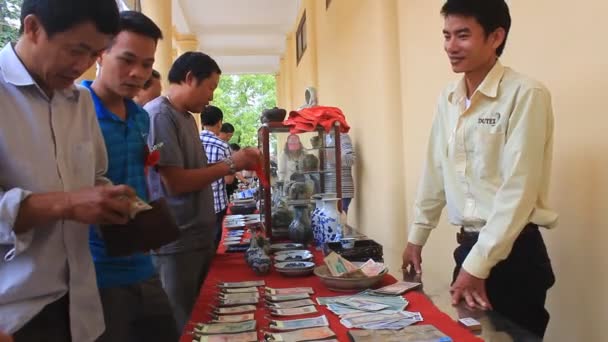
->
[324, 133, 356, 198]
[200, 130, 231, 213]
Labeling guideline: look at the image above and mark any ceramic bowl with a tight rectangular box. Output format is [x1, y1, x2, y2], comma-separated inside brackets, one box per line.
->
[313, 265, 388, 292]
[274, 261, 315, 277]
[270, 243, 304, 252]
[273, 250, 314, 262]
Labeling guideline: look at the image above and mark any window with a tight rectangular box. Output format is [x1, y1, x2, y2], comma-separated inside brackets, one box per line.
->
[326, 0, 332, 9]
[296, 11, 307, 64]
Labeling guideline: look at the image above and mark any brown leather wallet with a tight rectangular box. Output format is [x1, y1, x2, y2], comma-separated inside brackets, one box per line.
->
[99, 198, 179, 257]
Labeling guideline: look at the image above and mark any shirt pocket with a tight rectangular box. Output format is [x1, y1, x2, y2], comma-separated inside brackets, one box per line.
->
[473, 130, 505, 182]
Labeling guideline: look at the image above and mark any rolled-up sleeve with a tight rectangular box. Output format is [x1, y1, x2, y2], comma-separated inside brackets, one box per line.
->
[0, 187, 34, 260]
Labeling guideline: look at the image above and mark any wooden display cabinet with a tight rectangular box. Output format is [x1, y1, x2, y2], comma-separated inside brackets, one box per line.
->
[257, 122, 343, 241]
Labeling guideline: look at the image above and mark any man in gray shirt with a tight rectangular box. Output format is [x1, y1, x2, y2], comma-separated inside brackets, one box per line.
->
[0, 1, 135, 341]
[145, 51, 260, 330]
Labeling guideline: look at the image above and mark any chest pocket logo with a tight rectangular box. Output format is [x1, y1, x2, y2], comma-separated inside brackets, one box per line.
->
[478, 112, 501, 127]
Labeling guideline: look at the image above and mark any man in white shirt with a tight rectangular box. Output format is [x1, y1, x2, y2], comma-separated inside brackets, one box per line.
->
[401, 0, 556, 338]
[0, 1, 134, 341]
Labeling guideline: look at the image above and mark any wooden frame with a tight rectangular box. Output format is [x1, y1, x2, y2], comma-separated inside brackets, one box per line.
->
[296, 11, 307, 64]
[258, 122, 342, 241]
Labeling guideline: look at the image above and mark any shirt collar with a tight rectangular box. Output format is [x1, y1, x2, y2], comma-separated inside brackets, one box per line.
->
[448, 60, 505, 105]
[201, 129, 216, 137]
[0, 43, 80, 101]
[80, 79, 143, 122]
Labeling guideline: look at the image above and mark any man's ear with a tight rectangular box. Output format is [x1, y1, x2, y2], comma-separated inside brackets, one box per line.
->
[491, 27, 506, 52]
[21, 14, 43, 44]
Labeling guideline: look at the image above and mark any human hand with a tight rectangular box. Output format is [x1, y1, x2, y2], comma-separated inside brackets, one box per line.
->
[401, 242, 423, 274]
[64, 185, 136, 225]
[450, 268, 492, 310]
[232, 148, 261, 171]
[0, 331, 13, 342]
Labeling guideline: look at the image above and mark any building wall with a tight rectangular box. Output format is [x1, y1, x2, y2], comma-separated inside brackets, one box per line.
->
[277, 0, 608, 340]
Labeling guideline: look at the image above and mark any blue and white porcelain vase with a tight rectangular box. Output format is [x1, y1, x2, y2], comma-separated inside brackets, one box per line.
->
[251, 251, 271, 275]
[245, 228, 261, 266]
[310, 195, 324, 240]
[313, 197, 342, 247]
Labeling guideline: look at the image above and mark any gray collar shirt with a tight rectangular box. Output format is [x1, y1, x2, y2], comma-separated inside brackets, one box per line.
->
[0, 44, 107, 341]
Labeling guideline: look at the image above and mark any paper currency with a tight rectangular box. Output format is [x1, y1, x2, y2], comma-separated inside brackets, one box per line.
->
[218, 297, 259, 306]
[323, 252, 357, 276]
[213, 305, 257, 315]
[371, 281, 421, 296]
[335, 297, 389, 312]
[222, 287, 259, 294]
[194, 320, 256, 335]
[220, 293, 260, 301]
[196, 331, 258, 342]
[129, 196, 152, 219]
[267, 299, 316, 309]
[318, 291, 408, 312]
[340, 312, 405, 328]
[340, 311, 423, 329]
[270, 305, 318, 317]
[269, 315, 329, 331]
[265, 287, 314, 295]
[358, 259, 386, 277]
[211, 313, 255, 323]
[223, 241, 244, 246]
[224, 237, 242, 242]
[347, 325, 450, 342]
[263, 327, 336, 342]
[266, 293, 310, 302]
[218, 281, 265, 288]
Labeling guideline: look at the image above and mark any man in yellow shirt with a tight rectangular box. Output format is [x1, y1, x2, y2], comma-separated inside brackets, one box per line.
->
[401, 0, 556, 338]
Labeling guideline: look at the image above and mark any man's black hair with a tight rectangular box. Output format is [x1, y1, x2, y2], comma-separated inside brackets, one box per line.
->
[201, 105, 223, 127]
[229, 143, 241, 151]
[441, 0, 511, 56]
[143, 69, 161, 90]
[114, 10, 163, 46]
[20, 0, 120, 38]
[168, 51, 221, 84]
[221, 122, 235, 133]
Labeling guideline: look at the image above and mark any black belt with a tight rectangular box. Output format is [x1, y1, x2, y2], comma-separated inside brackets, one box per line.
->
[456, 223, 539, 245]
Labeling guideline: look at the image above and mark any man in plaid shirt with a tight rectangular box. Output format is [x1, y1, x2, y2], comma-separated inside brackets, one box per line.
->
[200, 106, 234, 249]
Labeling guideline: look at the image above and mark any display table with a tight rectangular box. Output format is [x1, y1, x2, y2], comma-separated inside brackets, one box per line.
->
[179, 231, 482, 341]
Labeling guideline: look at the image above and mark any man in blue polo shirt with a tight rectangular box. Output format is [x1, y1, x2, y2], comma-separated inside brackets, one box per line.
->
[81, 11, 178, 342]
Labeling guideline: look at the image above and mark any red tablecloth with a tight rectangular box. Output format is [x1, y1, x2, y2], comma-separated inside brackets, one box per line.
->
[181, 231, 482, 342]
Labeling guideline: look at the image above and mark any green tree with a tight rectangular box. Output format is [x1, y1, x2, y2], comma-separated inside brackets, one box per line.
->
[0, 0, 22, 47]
[212, 74, 276, 148]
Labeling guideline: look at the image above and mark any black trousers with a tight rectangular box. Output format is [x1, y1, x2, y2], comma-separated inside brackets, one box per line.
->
[453, 224, 555, 338]
[14, 295, 71, 342]
[214, 207, 228, 251]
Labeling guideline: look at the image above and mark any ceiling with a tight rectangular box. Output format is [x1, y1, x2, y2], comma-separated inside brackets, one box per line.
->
[172, 0, 300, 75]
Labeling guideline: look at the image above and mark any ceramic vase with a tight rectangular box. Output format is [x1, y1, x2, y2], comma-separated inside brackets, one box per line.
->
[288, 204, 313, 245]
[313, 197, 342, 247]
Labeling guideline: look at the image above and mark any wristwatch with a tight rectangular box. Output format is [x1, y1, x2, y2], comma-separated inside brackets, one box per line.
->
[223, 156, 236, 175]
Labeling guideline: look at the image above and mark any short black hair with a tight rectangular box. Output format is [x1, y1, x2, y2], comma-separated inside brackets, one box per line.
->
[20, 0, 120, 38]
[201, 105, 223, 127]
[229, 143, 241, 151]
[221, 123, 235, 133]
[441, 0, 511, 56]
[168, 51, 221, 84]
[115, 11, 163, 44]
[143, 69, 161, 90]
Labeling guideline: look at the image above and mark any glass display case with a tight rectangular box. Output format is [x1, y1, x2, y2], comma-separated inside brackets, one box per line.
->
[257, 122, 343, 241]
